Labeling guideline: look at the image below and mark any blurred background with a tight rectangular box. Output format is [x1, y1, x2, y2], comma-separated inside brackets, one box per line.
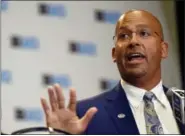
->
[1, 1, 184, 134]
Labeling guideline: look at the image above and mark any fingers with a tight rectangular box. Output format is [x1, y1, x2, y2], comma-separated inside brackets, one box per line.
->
[40, 98, 50, 117]
[46, 84, 77, 112]
[80, 107, 98, 129]
[48, 86, 58, 111]
[54, 84, 65, 109]
[68, 88, 77, 112]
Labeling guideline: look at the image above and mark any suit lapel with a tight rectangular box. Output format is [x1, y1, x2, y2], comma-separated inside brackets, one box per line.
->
[104, 83, 139, 134]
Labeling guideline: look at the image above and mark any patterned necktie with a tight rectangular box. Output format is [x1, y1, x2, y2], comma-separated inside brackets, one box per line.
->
[143, 92, 164, 134]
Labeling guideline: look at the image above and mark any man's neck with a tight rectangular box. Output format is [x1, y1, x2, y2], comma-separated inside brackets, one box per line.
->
[123, 71, 162, 91]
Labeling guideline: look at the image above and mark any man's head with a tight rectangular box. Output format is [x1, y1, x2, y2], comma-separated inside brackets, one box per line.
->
[112, 9, 168, 87]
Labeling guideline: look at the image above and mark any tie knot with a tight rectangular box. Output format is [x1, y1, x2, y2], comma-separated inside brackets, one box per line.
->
[143, 92, 155, 101]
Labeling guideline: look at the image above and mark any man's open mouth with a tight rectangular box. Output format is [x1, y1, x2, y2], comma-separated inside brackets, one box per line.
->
[125, 52, 146, 63]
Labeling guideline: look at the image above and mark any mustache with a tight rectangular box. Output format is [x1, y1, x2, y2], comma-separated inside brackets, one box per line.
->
[123, 43, 146, 58]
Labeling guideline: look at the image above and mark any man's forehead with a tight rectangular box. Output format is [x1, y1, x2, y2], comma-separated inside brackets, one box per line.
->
[119, 10, 158, 22]
[115, 10, 163, 37]
[119, 12, 158, 27]
[119, 24, 152, 30]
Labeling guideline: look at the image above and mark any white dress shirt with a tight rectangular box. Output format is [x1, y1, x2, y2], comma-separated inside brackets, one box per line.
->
[120, 79, 180, 134]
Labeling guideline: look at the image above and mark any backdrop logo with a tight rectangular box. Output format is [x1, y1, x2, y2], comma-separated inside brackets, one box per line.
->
[1, 70, 12, 84]
[10, 35, 39, 49]
[100, 78, 119, 91]
[38, 3, 66, 18]
[1, 1, 8, 11]
[15, 107, 43, 122]
[94, 9, 121, 24]
[69, 41, 97, 56]
[42, 73, 71, 88]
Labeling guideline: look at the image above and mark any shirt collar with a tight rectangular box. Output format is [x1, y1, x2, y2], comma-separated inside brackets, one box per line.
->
[120, 79, 167, 108]
[151, 81, 168, 108]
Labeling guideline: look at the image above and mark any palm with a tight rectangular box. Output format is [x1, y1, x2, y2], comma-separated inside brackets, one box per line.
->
[48, 109, 81, 133]
[41, 84, 97, 134]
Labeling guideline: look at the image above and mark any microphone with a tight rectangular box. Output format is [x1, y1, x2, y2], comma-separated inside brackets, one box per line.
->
[167, 87, 185, 134]
[169, 88, 184, 124]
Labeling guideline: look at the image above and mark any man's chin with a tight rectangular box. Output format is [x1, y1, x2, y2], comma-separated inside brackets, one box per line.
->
[125, 69, 147, 78]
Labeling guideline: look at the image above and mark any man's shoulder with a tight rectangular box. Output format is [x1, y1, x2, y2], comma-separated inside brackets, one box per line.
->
[77, 88, 113, 107]
[76, 84, 120, 116]
[77, 82, 122, 105]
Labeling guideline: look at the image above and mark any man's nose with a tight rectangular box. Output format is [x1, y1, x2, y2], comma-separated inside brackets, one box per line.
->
[128, 33, 140, 48]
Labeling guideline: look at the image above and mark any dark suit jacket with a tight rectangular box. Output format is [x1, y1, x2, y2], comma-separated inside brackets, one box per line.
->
[77, 82, 185, 134]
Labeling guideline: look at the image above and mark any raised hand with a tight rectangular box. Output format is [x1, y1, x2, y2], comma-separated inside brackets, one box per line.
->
[40, 84, 98, 134]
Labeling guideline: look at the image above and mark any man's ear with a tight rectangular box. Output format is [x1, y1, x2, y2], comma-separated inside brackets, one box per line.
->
[112, 47, 117, 62]
[161, 41, 168, 59]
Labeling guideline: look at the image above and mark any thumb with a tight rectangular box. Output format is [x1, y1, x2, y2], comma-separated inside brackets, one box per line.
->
[80, 107, 98, 130]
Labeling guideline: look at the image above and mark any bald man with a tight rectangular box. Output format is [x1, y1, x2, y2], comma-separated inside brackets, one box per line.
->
[40, 10, 184, 134]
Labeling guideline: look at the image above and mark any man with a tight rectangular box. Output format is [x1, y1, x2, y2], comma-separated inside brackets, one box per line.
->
[40, 9, 184, 134]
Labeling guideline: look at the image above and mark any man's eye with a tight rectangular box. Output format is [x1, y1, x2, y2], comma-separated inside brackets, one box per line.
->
[118, 34, 129, 39]
[140, 31, 151, 37]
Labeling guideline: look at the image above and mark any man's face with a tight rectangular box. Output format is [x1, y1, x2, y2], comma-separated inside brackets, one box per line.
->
[112, 11, 168, 80]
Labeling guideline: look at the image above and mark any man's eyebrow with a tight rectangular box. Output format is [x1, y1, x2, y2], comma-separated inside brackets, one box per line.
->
[118, 26, 130, 31]
[135, 24, 150, 28]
